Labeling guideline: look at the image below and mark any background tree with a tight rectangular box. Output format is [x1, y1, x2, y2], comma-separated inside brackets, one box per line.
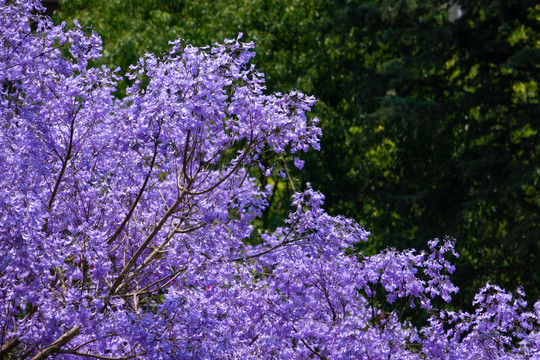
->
[54, 0, 540, 307]
[304, 0, 540, 307]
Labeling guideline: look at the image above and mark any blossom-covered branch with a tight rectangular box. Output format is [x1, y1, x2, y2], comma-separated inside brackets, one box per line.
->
[0, 1, 538, 359]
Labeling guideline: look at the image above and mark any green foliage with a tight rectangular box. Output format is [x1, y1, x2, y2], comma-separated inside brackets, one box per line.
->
[55, 0, 540, 307]
[302, 0, 540, 307]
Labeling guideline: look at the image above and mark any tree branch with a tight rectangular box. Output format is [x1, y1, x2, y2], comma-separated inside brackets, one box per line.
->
[109, 190, 187, 295]
[43, 111, 78, 234]
[0, 336, 20, 358]
[121, 220, 203, 286]
[300, 339, 328, 360]
[31, 325, 80, 360]
[107, 140, 160, 245]
[185, 137, 257, 196]
[56, 349, 146, 360]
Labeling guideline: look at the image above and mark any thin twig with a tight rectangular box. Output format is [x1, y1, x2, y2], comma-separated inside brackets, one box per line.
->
[300, 339, 328, 360]
[109, 190, 188, 295]
[108, 140, 159, 245]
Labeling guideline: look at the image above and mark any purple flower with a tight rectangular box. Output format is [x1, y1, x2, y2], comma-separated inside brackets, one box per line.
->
[0, 2, 537, 359]
[294, 157, 305, 169]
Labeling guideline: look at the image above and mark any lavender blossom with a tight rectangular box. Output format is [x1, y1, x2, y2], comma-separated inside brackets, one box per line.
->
[0, 1, 538, 359]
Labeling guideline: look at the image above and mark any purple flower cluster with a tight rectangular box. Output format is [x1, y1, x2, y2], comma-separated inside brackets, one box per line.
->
[1, 1, 538, 359]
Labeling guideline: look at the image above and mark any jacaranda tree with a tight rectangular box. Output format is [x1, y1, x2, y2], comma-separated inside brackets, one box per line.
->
[1, 1, 539, 359]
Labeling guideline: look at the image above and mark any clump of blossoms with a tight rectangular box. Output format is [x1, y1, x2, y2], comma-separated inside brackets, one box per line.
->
[0, 1, 538, 359]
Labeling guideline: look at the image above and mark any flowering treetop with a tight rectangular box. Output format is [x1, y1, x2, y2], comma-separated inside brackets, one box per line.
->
[0, 1, 538, 359]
